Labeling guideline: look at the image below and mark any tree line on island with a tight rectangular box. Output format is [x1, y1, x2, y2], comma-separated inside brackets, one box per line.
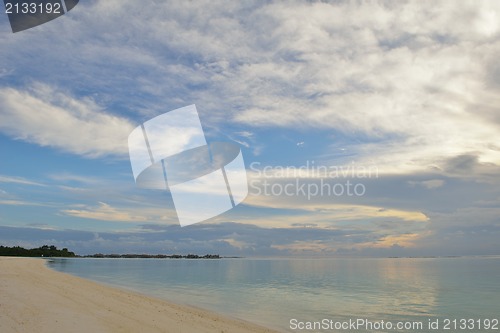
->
[0, 245, 223, 259]
[85, 253, 221, 259]
[0, 245, 76, 257]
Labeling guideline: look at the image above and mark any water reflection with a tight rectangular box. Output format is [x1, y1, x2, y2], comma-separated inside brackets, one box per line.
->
[48, 257, 500, 332]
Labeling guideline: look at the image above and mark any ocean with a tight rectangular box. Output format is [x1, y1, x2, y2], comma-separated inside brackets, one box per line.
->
[48, 257, 500, 332]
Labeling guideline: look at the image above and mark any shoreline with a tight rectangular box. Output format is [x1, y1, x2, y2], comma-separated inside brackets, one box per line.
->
[0, 257, 281, 333]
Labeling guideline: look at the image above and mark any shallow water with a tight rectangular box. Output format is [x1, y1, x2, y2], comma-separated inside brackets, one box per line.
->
[48, 257, 500, 332]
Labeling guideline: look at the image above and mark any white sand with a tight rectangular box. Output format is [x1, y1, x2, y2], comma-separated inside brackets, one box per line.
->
[0, 257, 280, 333]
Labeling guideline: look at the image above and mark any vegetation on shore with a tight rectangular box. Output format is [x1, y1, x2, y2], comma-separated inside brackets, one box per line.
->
[0, 245, 76, 257]
[82, 254, 221, 259]
[0, 245, 224, 259]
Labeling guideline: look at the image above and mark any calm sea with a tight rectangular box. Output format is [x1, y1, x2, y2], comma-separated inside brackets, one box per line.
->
[47, 257, 500, 332]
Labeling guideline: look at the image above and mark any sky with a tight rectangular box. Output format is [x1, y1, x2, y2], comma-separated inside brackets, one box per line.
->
[0, 0, 499, 256]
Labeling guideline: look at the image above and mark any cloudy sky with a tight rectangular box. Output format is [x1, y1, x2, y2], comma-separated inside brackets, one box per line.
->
[1, 0, 499, 256]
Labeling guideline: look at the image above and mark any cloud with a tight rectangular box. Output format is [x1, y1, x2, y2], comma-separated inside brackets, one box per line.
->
[0, 176, 53, 207]
[59, 200, 180, 225]
[0, 175, 45, 186]
[0, 83, 135, 158]
[2, 1, 498, 173]
[0, 223, 415, 256]
[0, 200, 47, 206]
[0, 68, 14, 78]
[2, 220, 497, 257]
[408, 179, 445, 189]
[61, 202, 149, 222]
[224, 1, 500, 173]
[48, 173, 106, 186]
[242, 199, 428, 225]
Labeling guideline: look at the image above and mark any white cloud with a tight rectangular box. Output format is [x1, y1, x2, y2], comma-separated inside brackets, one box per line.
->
[0, 175, 45, 186]
[0, 199, 48, 206]
[48, 173, 101, 185]
[0, 68, 14, 78]
[228, 1, 500, 173]
[59, 199, 181, 224]
[408, 179, 445, 189]
[3, 1, 498, 174]
[241, 198, 428, 226]
[61, 202, 149, 222]
[0, 83, 135, 158]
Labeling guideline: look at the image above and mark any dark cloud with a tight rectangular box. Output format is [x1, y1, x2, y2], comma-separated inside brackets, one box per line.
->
[0, 223, 370, 256]
[444, 154, 480, 173]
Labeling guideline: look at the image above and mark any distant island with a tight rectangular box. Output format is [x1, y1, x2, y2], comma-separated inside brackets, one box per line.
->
[0, 245, 76, 257]
[82, 253, 221, 259]
[0, 245, 225, 259]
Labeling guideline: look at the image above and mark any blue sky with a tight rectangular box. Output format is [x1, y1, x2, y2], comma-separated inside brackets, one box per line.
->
[1, 0, 499, 256]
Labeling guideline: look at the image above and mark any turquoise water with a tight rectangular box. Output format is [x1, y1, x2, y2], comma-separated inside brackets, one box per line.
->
[48, 257, 500, 332]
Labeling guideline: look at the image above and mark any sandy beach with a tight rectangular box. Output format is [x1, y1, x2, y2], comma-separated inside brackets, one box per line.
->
[0, 257, 280, 333]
